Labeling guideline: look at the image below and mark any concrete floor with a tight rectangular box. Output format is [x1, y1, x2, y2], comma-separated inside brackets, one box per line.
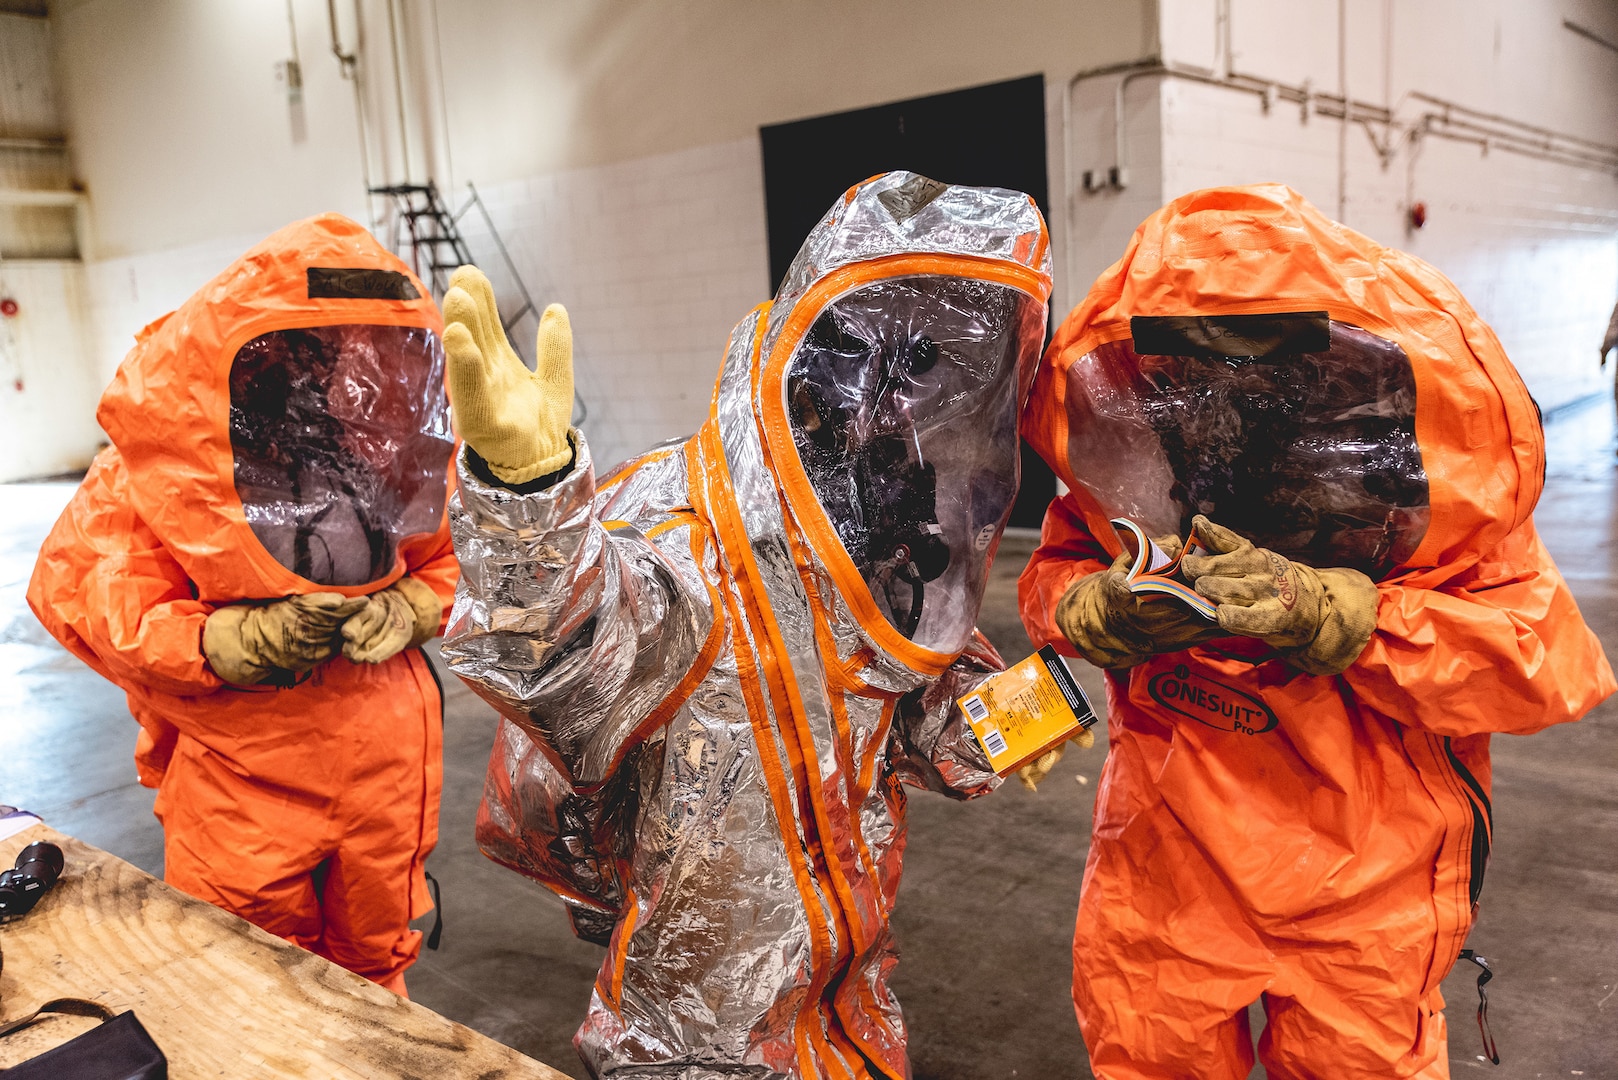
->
[1, 403, 1614, 1078]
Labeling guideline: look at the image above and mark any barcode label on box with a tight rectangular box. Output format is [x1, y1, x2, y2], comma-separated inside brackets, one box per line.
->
[956, 648, 1097, 775]
[981, 727, 1008, 757]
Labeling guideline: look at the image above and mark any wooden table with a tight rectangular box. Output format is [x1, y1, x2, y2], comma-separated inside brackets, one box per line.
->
[0, 824, 574, 1078]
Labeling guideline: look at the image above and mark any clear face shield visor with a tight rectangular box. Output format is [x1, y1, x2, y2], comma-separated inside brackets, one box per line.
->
[229, 323, 454, 587]
[785, 276, 1044, 653]
[1059, 316, 1430, 578]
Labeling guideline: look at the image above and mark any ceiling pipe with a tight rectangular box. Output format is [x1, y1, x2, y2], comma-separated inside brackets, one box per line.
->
[1338, 0, 1349, 222]
[0, 189, 85, 207]
[1064, 57, 1618, 208]
[385, 0, 412, 185]
[327, 0, 377, 229]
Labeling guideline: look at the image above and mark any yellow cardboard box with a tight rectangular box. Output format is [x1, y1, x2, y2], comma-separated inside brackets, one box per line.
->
[958, 645, 1098, 776]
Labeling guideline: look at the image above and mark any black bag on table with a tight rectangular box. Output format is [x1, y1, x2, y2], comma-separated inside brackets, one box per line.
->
[0, 998, 167, 1079]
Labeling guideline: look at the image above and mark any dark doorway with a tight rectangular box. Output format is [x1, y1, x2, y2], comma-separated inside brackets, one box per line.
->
[760, 74, 1057, 530]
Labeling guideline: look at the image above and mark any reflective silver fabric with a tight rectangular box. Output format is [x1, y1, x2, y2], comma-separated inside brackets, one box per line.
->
[765, 172, 1048, 362]
[444, 172, 1051, 1079]
[448, 435, 711, 787]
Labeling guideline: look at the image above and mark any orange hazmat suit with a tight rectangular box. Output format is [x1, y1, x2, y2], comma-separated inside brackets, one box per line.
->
[1019, 185, 1615, 1078]
[28, 215, 457, 993]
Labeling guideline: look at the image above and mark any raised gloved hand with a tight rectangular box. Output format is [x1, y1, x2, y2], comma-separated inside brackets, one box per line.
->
[203, 593, 368, 685]
[1015, 727, 1097, 792]
[1055, 544, 1225, 669]
[1180, 515, 1379, 675]
[442, 265, 574, 485]
[341, 577, 443, 664]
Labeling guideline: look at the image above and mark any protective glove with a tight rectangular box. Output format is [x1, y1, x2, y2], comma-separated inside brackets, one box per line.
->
[202, 593, 368, 686]
[442, 265, 574, 485]
[1180, 515, 1379, 675]
[341, 577, 443, 664]
[1055, 543, 1226, 670]
[1015, 727, 1097, 792]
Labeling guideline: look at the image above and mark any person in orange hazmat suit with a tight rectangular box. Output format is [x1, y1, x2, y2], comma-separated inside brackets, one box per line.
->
[1017, 185, 1615, 1078]
[440, 171, 1051, 1078]
[28, 214, 457, 995]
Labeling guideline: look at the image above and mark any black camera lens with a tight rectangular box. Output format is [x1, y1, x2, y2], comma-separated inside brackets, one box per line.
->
[0, 841, 65, 920]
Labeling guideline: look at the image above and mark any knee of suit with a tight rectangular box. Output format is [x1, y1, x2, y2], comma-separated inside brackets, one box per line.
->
[161, 829, 324, 949]
[316, 925, 423, 987]
[1075, 937, 1449, 1080]
[1257, 988, 1448, 1080]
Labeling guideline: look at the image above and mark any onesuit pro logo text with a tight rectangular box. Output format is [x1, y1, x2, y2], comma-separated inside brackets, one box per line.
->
[1147, 665, 1278, 735]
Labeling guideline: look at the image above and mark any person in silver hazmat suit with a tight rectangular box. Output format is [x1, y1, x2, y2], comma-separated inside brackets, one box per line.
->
[441, 172, 1052, 1079]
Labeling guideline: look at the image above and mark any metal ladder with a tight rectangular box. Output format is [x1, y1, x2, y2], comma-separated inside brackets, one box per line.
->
[369, 182, 468, 298]
[369, 179, 540, 346]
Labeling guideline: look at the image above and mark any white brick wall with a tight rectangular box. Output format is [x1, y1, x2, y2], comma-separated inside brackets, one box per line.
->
[82, 231, 262, 389]
[454, 137, 770, 470]
[1060, 73, 1168, 320]
[73, 48, 1618, 482]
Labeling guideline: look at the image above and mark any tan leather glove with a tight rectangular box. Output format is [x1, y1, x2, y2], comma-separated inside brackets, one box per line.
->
[202, 593, 368, 686]
[341, 577, 443, 665]
[442, 265, 574, 484]
[1055, 545, 1225, 670]
[1181, 515, 1379, 675]
[1015, 727, 1097, 792]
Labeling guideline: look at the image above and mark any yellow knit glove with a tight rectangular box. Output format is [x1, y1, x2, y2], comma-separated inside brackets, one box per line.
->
[1014, 726, 1098, 792]
[340, 577, 443, 665]
[442, 265, 574, 484]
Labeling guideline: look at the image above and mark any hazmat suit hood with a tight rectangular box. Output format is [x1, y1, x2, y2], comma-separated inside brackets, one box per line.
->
[98, 213, 453, 601]
[701, 171, 1051, 675]
[1025, 184, 1544, 582]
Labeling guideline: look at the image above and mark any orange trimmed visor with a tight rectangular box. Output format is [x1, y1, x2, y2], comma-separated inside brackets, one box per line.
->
[1059, 313, 1429, 579]
[229, 322, 453, 586]
[784, 275, 1044, 650]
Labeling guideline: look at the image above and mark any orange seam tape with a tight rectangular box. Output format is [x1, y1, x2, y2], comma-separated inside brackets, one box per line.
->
[758, 254, 1046, 675]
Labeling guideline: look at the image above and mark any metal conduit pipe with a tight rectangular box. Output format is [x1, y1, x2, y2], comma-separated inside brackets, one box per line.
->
[1065, 61, 1618, 202]
[328, 0, 377, 228]
[1404, 91, 1618, 159]
[1338, 0, 1349, 221]
[1410, 116, 1618, 174]
[386, 0, 411, 185]
[0, 138, 65, 152]
[0, 190, 84, 207]
[1060, 53, 1618, 295]
[283, 0, 302, 98]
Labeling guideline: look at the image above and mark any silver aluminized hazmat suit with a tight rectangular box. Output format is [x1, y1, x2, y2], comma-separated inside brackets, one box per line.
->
[442, 172, 1052, 1078]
